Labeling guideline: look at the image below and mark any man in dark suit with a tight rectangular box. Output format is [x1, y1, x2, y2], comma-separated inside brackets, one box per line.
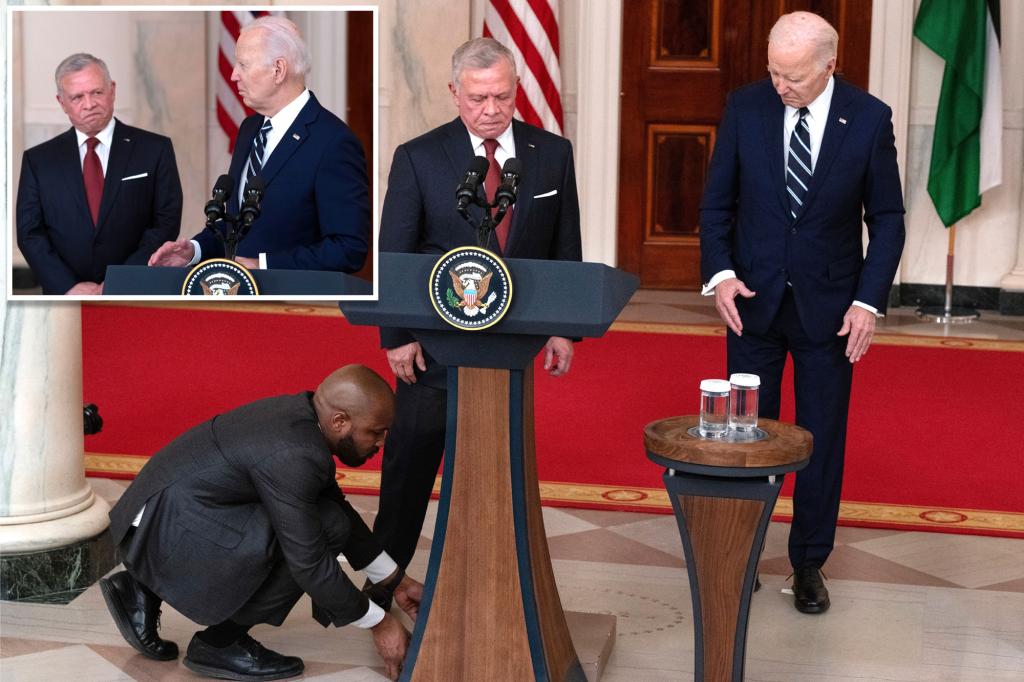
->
[699, 12, 905, 614]
[150, 16, 368, 273]
[16, 53, 182, 295]
[372, 37, 582, 574]
[100, 365, 422, 681]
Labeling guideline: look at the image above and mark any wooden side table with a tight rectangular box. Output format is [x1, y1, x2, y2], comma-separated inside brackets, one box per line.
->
[645, 416, 812, 681]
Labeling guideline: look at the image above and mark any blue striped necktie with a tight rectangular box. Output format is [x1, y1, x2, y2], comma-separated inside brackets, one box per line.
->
[246, 119, 273, 191]
[786, 107, 812, 220]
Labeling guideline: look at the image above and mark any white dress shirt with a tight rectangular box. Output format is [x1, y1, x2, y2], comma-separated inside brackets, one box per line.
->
[75, 117, 116, 175]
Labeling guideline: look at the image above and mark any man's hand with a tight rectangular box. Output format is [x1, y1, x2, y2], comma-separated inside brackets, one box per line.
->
[837, 305, 876, 363]
[393, 573, 423, 622]
[66, 282, 101, 295]
[713, 277, 756, 336]
[371, 613, 410, 681]
[148, 238, 195, 267]
[387, 342, 426, 385]
[235, 256, 258, 269]
[543, 336, 573, 376]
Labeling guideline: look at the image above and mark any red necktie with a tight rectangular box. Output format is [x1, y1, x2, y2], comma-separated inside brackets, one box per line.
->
[83, 137, 104, 227]
[483, 138, 512, 252]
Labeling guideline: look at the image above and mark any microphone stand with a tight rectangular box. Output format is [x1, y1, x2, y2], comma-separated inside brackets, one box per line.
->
[458, 193, 504, 249]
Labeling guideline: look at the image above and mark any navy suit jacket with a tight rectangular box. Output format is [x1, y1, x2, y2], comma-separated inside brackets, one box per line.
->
[699, 78, 905, 342]
[379, 117, 582, 350]
[193, 93, 369, 272]
[108, 393, 381, 627]
[16, 119, 182, 294]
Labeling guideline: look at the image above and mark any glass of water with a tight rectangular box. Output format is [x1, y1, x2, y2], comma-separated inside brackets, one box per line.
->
[728, 373, 760, 432]
[699, 379, 730, 438]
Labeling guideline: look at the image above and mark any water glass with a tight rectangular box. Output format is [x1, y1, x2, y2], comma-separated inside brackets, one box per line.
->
[728, 373, 760, 431]
[699, 379, 730, 438]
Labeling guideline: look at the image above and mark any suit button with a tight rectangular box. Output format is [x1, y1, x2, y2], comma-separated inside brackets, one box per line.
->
[790, 227, 797, 235]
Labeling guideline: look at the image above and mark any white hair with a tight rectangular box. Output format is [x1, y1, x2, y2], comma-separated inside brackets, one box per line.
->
[242, 16, 311, 77]
[768, 11, 838, 68]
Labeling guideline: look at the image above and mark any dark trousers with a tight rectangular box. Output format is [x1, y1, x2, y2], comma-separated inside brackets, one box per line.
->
[727, 288, 854, 569]
[120, 496, 355, 628]
[372, 370, 448, 570]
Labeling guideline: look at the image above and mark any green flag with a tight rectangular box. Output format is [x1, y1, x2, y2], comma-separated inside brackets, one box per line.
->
[914, 0, 996, 227]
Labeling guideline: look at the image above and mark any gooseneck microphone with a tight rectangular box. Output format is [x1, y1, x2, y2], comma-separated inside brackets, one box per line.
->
[495, 158, 520, 212]
[204, 174, 235, 224]
[456, 156, 490, 215]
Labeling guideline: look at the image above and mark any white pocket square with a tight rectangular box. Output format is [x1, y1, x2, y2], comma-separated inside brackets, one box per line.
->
[533, 189, 558, 199]
[121, 173, 148, 181]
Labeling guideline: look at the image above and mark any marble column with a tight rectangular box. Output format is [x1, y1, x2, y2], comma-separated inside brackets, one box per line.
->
[998, 177, 1024, 314]
[0, 300, 114, 603]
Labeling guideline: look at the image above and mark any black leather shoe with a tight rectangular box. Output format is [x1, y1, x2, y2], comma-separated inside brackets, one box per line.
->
[792, 565, 830, 614]
[99, 570, 179, 660]
[183, 633, 304, 681]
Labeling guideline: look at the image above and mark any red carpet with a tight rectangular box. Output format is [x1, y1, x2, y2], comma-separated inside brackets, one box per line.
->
[81, 304, 1024, 533]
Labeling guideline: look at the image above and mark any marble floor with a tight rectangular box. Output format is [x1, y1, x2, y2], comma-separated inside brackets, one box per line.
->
[1, 477, 1022, 681]
[3, 293, 1023, 680]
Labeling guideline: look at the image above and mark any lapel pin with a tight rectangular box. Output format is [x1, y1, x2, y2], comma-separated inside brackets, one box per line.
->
[528, 143, 536, 149]
[838, 117, 847, 125]
[292, 133, 301, 141]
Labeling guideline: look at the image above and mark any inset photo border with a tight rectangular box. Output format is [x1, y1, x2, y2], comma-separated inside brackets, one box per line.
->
[6, 5, 379, 301]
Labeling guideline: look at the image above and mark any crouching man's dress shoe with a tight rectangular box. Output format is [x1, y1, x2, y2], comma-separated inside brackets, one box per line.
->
[99, 570, 179, 660]
[183, 633, 304, 681]
[792, 565, 830, 614]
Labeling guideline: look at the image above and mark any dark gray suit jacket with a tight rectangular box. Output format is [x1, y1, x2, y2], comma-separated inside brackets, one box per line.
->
[16, 119, 182, 294]
[108, 392, 380, 626]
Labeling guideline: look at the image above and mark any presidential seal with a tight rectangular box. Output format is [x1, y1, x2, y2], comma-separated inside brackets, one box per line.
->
[429, 246, 512, 330]
[181, 258, 260, 296]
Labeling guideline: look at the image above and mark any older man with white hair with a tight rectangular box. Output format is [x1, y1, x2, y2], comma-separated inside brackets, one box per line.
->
[700, 11, 905, 614]
[151, 16, 369, 273]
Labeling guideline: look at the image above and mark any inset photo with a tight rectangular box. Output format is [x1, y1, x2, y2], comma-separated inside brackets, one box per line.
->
[8, 7, 377, 300]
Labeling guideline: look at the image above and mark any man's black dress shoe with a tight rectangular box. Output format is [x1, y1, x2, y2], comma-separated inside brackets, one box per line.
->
[99, 570, 179, 660]
[183, 633, 304, 681]
[792, 565, 830, 614]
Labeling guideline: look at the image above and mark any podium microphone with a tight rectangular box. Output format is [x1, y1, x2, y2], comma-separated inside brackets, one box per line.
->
[495, 158, 520, 211]
[204, 174, 234, 223]
[456, 156, 490, 214]
[239, 176, 266, 230]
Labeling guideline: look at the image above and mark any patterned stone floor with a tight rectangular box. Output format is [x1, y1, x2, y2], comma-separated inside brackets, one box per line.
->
[3, 295, 1022, 680]
[2, 480, 1022, 681]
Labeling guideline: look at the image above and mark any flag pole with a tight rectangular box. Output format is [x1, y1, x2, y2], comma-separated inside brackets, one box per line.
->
[916, 224, 980, 323]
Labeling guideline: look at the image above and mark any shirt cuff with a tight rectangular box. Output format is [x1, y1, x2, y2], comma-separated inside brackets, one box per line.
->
[701, 270, 736, 296]
[188, 240, 202, 266]
[258, 253, 268, 270]
[349, 601, 387, 629]
[852, 300, 882, 317]
[363, 553, 399, 584]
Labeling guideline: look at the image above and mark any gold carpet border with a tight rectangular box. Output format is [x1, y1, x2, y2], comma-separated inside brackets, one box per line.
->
[85, 303, 1024, 352]
[86, 452, 1024, 536]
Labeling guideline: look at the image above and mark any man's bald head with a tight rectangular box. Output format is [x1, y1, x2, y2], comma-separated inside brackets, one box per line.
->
[313, 365, 394, 466]
[766, 11, 838, 109]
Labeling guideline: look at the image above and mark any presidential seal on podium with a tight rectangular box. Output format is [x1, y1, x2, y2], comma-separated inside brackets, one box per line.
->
[429, 246, 512, 330]
[181, 258, 260, 296]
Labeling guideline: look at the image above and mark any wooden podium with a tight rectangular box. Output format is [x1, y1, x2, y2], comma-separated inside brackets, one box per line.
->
[645, 417, 812, 682]
[341, 253, 638, 681]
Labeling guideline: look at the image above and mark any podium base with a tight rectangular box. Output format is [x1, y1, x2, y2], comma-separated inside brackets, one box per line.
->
[567, 611, 617, 682]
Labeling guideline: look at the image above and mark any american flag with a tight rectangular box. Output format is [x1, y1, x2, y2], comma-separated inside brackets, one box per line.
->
[215, 10, 274, 152]
[483, 0, 564, 135]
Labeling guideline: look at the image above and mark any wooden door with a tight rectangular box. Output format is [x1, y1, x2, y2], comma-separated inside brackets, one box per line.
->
[617, 0, 872, 289]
